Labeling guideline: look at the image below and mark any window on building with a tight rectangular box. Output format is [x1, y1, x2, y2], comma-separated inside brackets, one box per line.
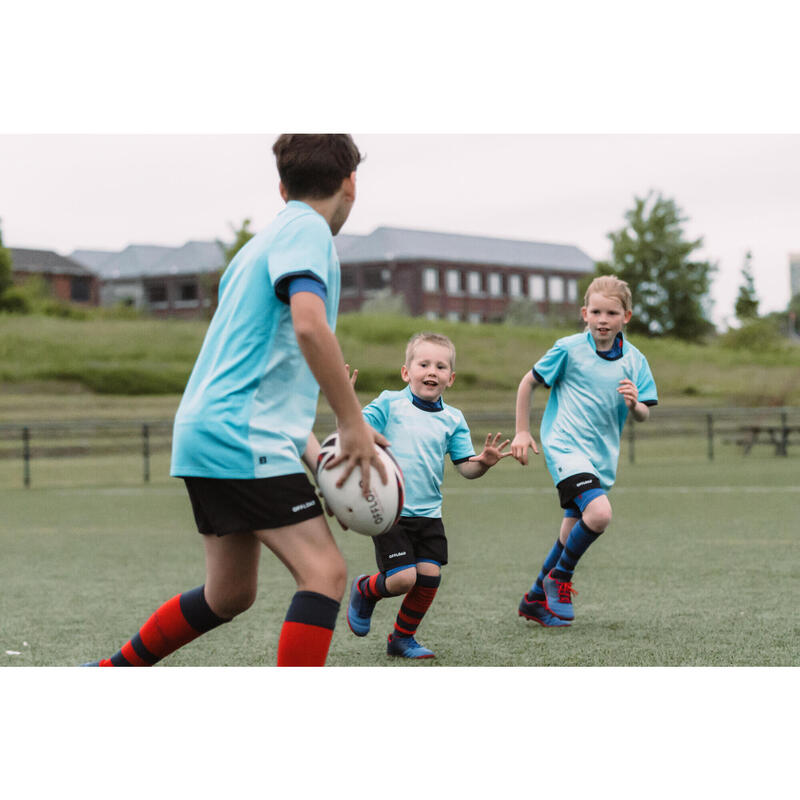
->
[180, 282, 198, 302]
[146, 284, 168, 305]
[508, 274, 522, 297]
[425, 310, 439, 321]
[447, 311, 461, 322]
[70, 277, 91, 302]
[528, 275, 545, 301]
[549, 276, 565, 303]
[567, 278, 578, 303]
[446, 270, 462, 295]
[363, 267, 388, 290]
[423, 268, 439, 292]
[488, 272, 503, 297]
[468, 312, 482, 325]
[341, 269, 357, 293]
[467, 271, 482, 295]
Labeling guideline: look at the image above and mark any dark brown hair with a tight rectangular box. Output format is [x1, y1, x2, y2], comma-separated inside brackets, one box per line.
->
[272, 134, 363, 199]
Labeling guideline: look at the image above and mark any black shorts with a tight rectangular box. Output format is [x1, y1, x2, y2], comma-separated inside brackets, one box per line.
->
[372, 516, 448, 572]
[182, 473, 323, 536]
[556, 472, 604, 509]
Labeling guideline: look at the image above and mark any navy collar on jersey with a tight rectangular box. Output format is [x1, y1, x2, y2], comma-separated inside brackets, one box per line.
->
[409, 388, 444, 412]
[592, 331, 625, 361]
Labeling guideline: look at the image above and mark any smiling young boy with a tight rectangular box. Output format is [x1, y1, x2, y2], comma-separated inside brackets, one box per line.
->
[346, 332, 511, 659]
[511, 275, 658, 626]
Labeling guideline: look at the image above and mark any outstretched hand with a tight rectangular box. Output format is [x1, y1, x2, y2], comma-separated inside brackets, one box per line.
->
[468, 432, 512, 467]
[510, 431, 540, 465]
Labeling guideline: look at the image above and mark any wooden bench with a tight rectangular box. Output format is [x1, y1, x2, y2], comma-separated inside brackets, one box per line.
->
[735, 424, 800, 456]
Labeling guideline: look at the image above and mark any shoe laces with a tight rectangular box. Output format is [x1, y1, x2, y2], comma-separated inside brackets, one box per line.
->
[555, 580, 577, 603]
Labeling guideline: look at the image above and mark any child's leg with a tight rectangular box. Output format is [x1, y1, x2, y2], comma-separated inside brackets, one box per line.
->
[255, 516, 347, 666]
[526, 514, 575, 600]
[97, 531, 261, 666]
[543, 493, 611, 621]
[551, 494, 612, 582]
[387, 560, 440, 658]
[346, 565, 415, 636]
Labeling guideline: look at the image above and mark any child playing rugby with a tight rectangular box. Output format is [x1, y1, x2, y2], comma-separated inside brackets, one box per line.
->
[346, 332, 511, 659]
[86, 134, 387, 667]
[512, 275, 658, 626]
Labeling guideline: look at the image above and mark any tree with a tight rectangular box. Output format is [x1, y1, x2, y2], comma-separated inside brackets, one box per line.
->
[734, 250, 759, 322]
[218, 218, 255, 268]
[202, 219, 256, 319]
[0, 217, 13, 298]
[594, 192, 717, 341]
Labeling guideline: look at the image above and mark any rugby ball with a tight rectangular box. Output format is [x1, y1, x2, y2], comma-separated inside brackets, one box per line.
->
[316, 432, 405, 537]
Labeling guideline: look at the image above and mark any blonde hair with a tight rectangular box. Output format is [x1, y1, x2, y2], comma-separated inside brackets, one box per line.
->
[583, 275, 632, 313]
[405, 332, 456, 370]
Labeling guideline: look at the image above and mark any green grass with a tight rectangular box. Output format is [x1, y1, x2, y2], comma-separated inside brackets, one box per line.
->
[3, 311, 800, 404]
[1, 455, 797, 667]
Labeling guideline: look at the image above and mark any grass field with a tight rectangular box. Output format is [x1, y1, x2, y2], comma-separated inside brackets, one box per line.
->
[2, 452, 797, 668]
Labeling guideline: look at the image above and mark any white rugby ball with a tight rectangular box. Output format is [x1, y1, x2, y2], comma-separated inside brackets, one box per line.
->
[316, 432, 405, 537]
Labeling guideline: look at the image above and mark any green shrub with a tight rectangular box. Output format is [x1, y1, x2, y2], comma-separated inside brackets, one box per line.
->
[719, 318, 787, 353]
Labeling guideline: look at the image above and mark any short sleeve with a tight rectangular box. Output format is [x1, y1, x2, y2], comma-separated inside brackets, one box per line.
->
[448, 411, 475, 464]
[636, 355, 659, 406]
[362, 392, 391, 435]
[268, 214, 332, 296]
[532, 339, 569, 388]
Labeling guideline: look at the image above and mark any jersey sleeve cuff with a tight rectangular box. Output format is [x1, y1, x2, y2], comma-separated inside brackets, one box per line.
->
[532, 368, 549, 387]
[274, 271, 327, 305]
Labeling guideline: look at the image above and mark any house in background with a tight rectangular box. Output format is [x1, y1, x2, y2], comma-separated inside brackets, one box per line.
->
[334, 226, 595, 323]
[9, 248, 99, 305]
[71, 241, 225, 317]
[64, 226, 595, 322]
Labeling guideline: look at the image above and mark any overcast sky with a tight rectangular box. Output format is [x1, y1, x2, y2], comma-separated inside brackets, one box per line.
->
[1, 133, 797, 327]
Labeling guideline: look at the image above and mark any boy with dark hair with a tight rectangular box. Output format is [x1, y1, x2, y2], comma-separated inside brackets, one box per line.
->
[512, 275, 658, 626]
[346, 333, 511, 659]
[87, 134, 387, 667]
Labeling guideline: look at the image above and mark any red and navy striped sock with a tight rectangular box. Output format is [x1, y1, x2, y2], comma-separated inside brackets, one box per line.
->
[358, 572, 400, 600]
[99, 585, 229, 666]
[393, 573, 440, 638]
[276, 590, 340, 666]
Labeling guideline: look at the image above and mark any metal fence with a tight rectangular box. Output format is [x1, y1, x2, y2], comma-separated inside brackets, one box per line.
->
[1, 406, 799, 488]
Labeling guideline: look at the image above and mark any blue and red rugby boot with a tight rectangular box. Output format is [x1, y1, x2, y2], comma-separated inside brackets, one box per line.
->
[386, 633, 434, 659]
[346, 574, 376, 637]
[518, 593, 571, 627]
[542, 570, 578, 621]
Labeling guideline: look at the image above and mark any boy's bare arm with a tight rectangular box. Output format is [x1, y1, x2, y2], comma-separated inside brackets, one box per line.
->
[456, 432, 511, 479]
[290, 292, 388, 491]
[511, 371, 541, 465]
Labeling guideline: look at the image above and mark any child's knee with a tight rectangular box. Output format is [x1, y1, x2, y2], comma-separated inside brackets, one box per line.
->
[209, 584, 258, 619]
[584, 500, 612, 532]
[386, 566, 417, 594]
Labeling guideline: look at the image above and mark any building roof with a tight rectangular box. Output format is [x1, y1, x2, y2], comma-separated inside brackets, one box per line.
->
[69, 249, 118, 271]
[334, 226, 595, 272]
[147, 240, 226, 277]
[9, 248, 94, 278]
[82, 241, 225, 280]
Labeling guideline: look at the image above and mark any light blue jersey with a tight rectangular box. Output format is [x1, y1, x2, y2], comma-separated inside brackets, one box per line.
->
[362, 386, 475, 518]
[533, 331, 658, 490]
[170, 201, 340, 479]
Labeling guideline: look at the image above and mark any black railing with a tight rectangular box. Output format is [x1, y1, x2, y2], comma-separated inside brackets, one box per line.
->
[1, 407, 798, 488]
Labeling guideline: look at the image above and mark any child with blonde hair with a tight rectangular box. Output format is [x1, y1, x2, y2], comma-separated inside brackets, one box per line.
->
[511, 275, 658, 625]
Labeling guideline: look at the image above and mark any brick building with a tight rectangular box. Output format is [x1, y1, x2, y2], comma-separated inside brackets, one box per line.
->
[9, 248, 99, 305]
[72, 241, 225, 318]
[335, 227, 595, 323]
